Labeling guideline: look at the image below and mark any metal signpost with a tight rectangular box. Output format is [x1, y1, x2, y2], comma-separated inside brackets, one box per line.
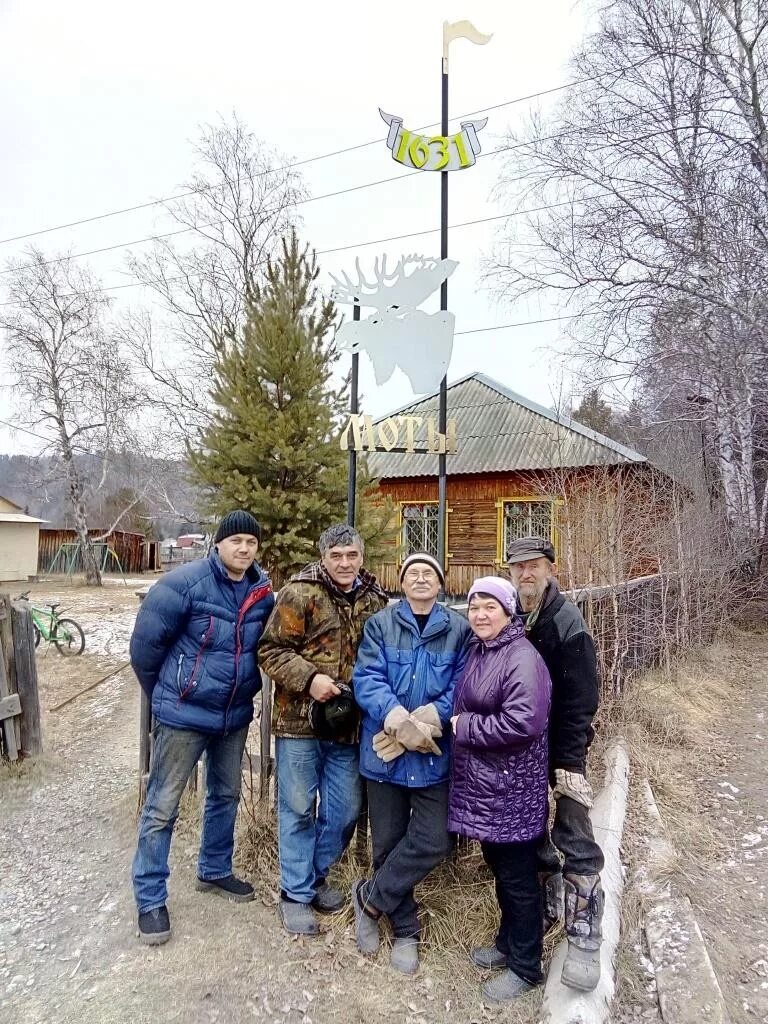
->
[338, 20, 492, 588]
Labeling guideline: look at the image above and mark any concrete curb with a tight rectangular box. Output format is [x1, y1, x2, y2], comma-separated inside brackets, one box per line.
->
[640, 781, 730, 1024]
[539, 739, 630, 1024]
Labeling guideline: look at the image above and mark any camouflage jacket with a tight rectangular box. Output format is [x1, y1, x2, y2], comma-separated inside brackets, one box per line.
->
[259, 562, 388, 738]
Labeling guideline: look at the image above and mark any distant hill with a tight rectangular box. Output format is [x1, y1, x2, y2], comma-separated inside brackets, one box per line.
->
[0, 452, 206, 539]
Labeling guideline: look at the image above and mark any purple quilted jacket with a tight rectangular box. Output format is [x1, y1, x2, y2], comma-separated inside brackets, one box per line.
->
[448, 618, 552, 843]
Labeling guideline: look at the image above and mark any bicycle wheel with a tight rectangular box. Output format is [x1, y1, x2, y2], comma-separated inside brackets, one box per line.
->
[33, 624, 41, 648]
[53, 618, 85, 656]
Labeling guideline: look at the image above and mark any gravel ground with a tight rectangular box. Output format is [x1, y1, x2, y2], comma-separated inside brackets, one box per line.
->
[2, 581, 764, 1023]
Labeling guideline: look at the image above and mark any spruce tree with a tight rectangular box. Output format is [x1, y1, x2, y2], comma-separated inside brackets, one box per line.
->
[190, 231, 348, 582]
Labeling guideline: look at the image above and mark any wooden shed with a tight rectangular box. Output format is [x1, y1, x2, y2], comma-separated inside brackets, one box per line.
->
[365, 373, 675, 595]
[0, 495, 45, 583]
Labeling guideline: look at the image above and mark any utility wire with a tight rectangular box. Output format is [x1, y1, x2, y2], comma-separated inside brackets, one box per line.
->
[0, 191, 641, 307]
[0, 60, 652, 247]
[0, 104, 690, 278]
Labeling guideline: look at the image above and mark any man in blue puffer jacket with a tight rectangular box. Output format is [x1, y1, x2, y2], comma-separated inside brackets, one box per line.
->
[130, 510, 274, 945]
[352, 552, 470, 975]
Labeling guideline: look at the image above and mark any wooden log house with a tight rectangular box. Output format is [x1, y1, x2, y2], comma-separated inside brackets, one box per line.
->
[365, 373, 676, 595]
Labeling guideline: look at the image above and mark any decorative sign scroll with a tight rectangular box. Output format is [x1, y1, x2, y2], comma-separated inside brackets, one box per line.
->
[339, 414, 458, 455]
[379, 110, 488, 171]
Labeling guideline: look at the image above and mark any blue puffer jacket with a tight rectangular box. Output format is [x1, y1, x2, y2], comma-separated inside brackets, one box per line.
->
[353, 600, 471, 788]
[130, 551, 274, 735]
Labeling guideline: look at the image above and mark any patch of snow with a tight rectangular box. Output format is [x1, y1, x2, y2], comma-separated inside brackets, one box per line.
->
[742, 833, 763, 848]
[76, 609, 136, 659]
[718, 781, 740, 794]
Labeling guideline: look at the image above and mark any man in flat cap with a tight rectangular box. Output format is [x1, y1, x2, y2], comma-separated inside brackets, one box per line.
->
[506, 536, 604, 992]
[130, 510, 274, 945]
[352, 552, 470, 974]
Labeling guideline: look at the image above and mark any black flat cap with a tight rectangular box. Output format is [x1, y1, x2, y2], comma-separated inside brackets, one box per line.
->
[506, 536, 556, 565]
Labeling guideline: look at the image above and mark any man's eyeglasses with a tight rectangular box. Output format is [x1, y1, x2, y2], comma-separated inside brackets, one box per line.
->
[403, 570, 438, 582]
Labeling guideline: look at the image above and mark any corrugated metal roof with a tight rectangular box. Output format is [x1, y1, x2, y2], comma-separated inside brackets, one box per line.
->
[366, 372, 647, 479]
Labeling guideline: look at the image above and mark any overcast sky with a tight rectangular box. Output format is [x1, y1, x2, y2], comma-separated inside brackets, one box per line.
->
[0, 0, 590, 456]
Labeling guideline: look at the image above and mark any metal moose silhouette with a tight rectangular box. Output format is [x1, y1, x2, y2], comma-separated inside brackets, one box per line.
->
[330, 254, 458, 395]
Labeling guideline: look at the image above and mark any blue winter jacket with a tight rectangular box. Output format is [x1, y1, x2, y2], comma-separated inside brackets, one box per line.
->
[353, 600, 471, 788]
[130, 551, 274, 735]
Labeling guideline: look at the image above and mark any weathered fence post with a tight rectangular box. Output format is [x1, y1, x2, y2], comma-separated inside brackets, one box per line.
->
[0, 594, 42, 761]
[0, 601, 20, 761]
[11, 600, 42, 756]
[0, 593, 21, 754]
[259, 671, 273, 801]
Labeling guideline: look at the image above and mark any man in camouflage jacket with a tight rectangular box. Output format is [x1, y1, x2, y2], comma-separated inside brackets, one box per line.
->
[259, 523, 387, 936]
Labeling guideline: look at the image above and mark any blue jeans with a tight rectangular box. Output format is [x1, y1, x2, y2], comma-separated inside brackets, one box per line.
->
[276, 737, 362, 903]
[132, 722, 248, 913]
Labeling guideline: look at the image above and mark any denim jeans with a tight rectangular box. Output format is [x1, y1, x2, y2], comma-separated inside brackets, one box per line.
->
[132, 722, 248, 913]
[276, 737, 362, 904]
[537, 795, 605, 878]
[482, 838, 543, 985]
[366, 780, 452, 938]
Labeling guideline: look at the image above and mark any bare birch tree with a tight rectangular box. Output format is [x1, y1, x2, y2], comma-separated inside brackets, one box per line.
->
[125, 113, 307, 445]
[0, 250, 142, 584]
[487, 0, 768, 561]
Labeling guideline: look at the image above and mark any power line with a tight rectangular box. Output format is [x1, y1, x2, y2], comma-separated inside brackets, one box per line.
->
[455, 312, 595, 335]
[0, 103, 686, 279]
[0, 192, 633, 307]
[0, 61, 652, 248]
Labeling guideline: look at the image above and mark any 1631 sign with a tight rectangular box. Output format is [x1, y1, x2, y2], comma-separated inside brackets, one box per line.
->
[339, 414, 458, 454]
[379, 109, 488, 171]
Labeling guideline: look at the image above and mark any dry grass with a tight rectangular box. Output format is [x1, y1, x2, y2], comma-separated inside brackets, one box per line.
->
[595, 637, 739, 882]
[234, 797, 559, 1022]
[599, 633, 753, 1017]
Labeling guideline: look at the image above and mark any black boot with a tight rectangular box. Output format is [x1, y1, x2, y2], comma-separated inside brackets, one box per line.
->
[138, 905, 171, 945]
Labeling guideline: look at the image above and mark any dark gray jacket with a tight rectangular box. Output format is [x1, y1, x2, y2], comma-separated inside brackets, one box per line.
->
[518, 581, 599, 776]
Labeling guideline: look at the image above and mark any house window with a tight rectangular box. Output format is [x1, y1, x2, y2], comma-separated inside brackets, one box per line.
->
[501, 500, 556, 561]
[401, 503, 440, 559]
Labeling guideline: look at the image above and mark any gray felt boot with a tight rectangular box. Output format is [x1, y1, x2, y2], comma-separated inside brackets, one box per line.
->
[481, 968, 535, 1003]
[278, 898, 319, 936]
[390, 937, 419, 974]
[561, 873, 603, 992]
[470, 945, 507, 969]
[352, 880, 381, 954]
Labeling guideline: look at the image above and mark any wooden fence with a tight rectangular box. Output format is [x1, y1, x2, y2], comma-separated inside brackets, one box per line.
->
[0, 594, 42, 761]
[135, 572, 696, 810]
[38, 529, 151, 575]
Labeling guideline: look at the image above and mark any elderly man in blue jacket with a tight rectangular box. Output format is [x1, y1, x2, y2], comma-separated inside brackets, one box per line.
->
[130, 510, 274, 945]
[352, 552, 470, 975]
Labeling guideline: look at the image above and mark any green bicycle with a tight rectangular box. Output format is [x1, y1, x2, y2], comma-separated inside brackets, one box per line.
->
[17, 592, 86, 656]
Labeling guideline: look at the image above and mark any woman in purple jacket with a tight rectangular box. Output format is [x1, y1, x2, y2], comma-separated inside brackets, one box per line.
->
[449, 576, 552, 1004]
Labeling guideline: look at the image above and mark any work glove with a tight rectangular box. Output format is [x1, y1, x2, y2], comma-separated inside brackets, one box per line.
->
[393, 717, 441, 755]
[553, 768, 594, 809]
[383, 705, 411, 735]
[410, 703, 442, 738]
[372, 729, 406, 763]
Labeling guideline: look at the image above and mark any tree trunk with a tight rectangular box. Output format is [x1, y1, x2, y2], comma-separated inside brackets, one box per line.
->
[66, 461, 102, 586]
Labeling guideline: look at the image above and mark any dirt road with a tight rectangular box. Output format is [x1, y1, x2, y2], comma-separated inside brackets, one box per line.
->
[1, 582, 766, 1023]
[691, 632, 768, 1024]
[0, 582, 536, 1024]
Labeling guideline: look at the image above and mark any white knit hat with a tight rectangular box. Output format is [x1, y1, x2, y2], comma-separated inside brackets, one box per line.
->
[399, 552, 445, 586]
